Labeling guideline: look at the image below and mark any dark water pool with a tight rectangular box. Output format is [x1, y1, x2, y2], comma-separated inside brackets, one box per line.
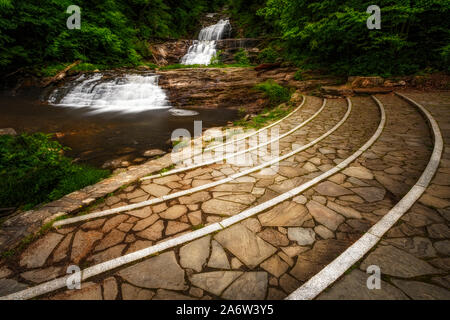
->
[0, 94, 238, 167]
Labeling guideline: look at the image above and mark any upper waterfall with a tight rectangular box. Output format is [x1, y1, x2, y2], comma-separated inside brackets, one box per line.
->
[48, 73, 171, 114]
[181, 19, 231, 66]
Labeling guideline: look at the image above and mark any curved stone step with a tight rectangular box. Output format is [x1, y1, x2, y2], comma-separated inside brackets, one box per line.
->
[53, 97, 345, 227]
[288, 92, 442, 300]
[0, 96, 384, 300]
[141, 95, 321, 182]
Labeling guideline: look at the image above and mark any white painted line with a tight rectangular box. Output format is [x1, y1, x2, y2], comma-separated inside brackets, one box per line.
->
[286, 93, 443, 300]
[1, 97, 383, 300]
[55, 99, 349, 227]
[141, 96, 311, 181]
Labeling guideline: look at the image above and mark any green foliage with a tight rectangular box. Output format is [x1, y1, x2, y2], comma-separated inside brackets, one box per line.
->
[293, 70, 304, 81]
[226, 0, 272, 37]
[254, 80, 291, 107]
[258, 47, 278, 63]
[234, 48, 250, 65]
[0, 133, 109, 209]
[2, 1, 447, 76]
[0, 0, 225, 73]
[258, 0, 450, 75]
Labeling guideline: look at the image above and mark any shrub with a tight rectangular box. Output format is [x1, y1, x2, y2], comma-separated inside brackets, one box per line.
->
[254, 80, 291, 107]
[294, 70, 304, 81]
[258, 47, 278, 64]
[234, 49, 250, 66]
[0, 133, 109, 209]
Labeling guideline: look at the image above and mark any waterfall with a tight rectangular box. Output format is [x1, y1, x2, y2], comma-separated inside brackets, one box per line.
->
[181, 19, 231, 66]
[48, 73, 171, 114]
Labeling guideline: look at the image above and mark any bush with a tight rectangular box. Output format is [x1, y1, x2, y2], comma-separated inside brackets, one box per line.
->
[234, 49, 250, 66]
[258, 47, 278, 64]
[0, 133, 109, 209]
[294, 70, 304, 81]
[254, 80, 291, 107]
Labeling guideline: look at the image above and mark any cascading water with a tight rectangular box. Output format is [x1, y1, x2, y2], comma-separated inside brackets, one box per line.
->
[181, 19, 231, 66]
[48, 73, 171, 114]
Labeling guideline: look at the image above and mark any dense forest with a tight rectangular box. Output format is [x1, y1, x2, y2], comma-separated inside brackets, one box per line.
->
[0, 0, 449, 76]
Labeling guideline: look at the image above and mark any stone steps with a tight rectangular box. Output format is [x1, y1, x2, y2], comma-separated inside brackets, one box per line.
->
[1, 92, 445, 301]
[0, 94, 379, 299]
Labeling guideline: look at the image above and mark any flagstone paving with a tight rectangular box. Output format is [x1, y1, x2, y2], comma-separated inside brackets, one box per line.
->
[317, 91, 450, 300]
[0, 92, 448, 300]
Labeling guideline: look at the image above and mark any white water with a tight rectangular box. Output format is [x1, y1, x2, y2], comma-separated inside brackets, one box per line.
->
[49, 73, 171, 114]
[181, 19, 231, 66]
[169, 108, 199, 116]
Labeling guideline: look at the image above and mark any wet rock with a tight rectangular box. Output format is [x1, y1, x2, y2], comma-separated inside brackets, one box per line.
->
[143, 149, 166, 158]
[267, 288, 286, 300]
[351, 187, 386, 203]
[314, 182, 353, 197]
[433, 240, 450, 256]
[89, 244, 126, 264]
[342, 166, 374, 180]
[102, 277, 118, 300]
[314, 225, 335, 239]
[214, 224, 276, 269]
[258, 201, 311, 227]
[141, 183, 170, 197]
[318, 270, 408, 300]
[201, 199, 246, 216]
[102, 215, 128, 233]
[288, 228, 316, 246]
[306, 201, 345, 231]
[52, 233, 73, 262]
[153, 289, 195, 300]
[427, 224, 450, 239]
[327, 201, 362, 219]
[260, 255, 289, 277]
[21, 266, 63, 284]
[51, 282, 102, 300]
[360, 245, 440, 278]
[189, 271, 243, 296]
[179, 191, 211, 205]
[222, 272, 268, 300]
[188, 211, 202, 226]
[179, 236, 211, 272]
[257, 229, 290, 247]
[160, 205, 188, 220]
[118, 251, 186, 290]
[95, 230, 126, 252]
[166, 221, 190, 235]
[391, 280, 450, 300]
[20, 233, 64, 268]
[121, 283, 154, 300]
[290, 240, 351, 281]
[279, 273, 301, 293]
[71, 230, 103, 264]
[208, 240, 230, 269]
[384, 237, 437, 258]
[241, 218, 262, 233]
[132, 214, 159, 231]
[137, 220, 164, 241]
